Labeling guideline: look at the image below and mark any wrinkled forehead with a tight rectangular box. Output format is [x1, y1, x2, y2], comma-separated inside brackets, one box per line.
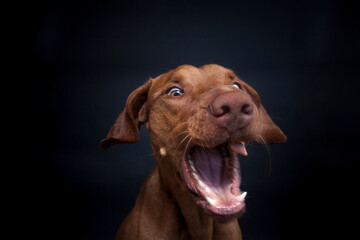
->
[150, 64, 236, 93]
[199, 64, 237, 82]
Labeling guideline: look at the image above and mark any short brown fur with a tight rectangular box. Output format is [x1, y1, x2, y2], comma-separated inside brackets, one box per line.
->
[101, 64, 286, 240]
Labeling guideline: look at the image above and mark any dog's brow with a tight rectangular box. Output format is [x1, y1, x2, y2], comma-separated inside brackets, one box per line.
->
[226, 71, 236, 79]
[170, 73, 186, 82]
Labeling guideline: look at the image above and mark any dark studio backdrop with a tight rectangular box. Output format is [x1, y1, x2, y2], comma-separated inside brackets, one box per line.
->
[4, 0, 359, 239]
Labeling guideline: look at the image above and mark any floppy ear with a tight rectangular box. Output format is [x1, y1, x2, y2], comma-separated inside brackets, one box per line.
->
[100, 79, 152, 149]
[242, 82, 287, 144]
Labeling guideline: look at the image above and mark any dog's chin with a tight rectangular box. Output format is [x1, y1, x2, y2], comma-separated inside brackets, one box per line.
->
[190, 193, 244, 222]
[181, 142, 248, 222]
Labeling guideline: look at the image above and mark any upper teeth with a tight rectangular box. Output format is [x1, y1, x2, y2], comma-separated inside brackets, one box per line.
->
[192, 172, 200, 181]
[189, 159, 196, 172]
[187, 150, 246, 209]
[188, 157, 209, 189]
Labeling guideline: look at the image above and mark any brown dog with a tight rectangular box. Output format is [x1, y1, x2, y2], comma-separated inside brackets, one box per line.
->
[101, 64, 286, 240]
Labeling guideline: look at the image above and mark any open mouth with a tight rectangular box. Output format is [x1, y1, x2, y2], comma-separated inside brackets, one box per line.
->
[181, 141, 248, 220]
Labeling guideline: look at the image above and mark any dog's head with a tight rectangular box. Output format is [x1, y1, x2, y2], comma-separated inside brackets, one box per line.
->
[101, 64, 286, 221]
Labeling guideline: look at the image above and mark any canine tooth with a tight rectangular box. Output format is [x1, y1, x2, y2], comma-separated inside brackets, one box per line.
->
[206, 197, 217, 206]
[240, 141, 248, 156]
[230, 142, 248, 156]
[237, 191, 247, 201]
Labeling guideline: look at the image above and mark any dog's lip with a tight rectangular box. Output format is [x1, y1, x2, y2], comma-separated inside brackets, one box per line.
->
[181, 142, 247, 219]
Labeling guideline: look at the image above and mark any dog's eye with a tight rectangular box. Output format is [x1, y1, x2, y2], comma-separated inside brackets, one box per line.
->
[232, 82, 241, 89]
[167, 87, 184, 97]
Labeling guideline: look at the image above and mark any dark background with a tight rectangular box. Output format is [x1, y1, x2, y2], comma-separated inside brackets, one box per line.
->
[4, 0, 359, 239]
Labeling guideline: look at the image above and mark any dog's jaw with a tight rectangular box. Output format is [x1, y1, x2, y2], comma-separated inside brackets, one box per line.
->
[180, 142, 248, 221]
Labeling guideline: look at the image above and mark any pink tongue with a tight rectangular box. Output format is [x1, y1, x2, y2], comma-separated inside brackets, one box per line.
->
[230, 142, 248, 156]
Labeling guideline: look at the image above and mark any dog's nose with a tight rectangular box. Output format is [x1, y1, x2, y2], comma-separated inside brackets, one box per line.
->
[208, 91, 254, 131]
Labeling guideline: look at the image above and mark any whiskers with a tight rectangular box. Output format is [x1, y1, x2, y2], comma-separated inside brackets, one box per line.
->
[177, 134, 191, 151]
[166, 123, 189, 144]
[184, 136, 194, 154]
[164, 122, 193, 153]
[165, 119, 206, 153]
[257, 135, 272, 177]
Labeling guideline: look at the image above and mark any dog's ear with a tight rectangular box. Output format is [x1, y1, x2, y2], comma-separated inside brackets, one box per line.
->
[100, 79, 152, 149]
[242, 82, 287, 144]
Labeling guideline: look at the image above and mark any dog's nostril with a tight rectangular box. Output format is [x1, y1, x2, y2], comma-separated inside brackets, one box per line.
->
[220, 105, 231, 116]
[241, 103, 253, 115]
[209, 104, 231, 117]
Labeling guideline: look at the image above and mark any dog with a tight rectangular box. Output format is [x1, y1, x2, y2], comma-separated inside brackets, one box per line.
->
[101, 64, 286, 240]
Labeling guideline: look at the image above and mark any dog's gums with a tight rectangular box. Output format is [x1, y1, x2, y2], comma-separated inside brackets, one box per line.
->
[181, 142, 248, 220]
